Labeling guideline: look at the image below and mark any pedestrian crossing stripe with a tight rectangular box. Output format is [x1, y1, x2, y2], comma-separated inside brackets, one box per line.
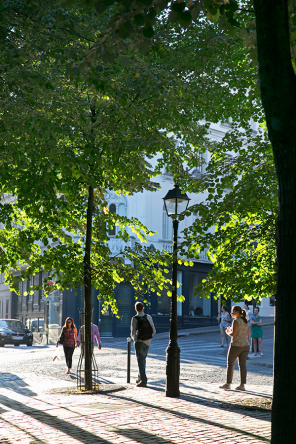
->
[148, 352, 227, 365]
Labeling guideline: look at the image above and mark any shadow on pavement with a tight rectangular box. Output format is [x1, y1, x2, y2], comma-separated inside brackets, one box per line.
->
[117, 429, 176, 443]
[0, 385, 270, 444]
[0, 415, 47, 443]
[0, 373, 37, 396]
[179, 381, 272, 399]
[108, 392, 271, 442]
[0, 393, 114, 444]
[0, 393, 179, 444]
[178, 392, 271, 419]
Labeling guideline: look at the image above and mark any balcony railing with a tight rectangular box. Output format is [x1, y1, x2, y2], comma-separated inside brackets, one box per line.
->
[108, 237, 136, 255]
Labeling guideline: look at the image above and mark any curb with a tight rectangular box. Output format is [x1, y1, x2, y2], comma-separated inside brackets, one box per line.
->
[248, 360, 273, 368]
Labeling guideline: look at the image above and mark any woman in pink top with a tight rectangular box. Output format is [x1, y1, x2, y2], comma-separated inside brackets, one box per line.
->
[56, 317, 77, 374]
[219, 305, 249, 391]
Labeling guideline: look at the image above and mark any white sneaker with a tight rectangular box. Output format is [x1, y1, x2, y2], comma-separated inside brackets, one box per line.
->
[219, 383, 231, 390]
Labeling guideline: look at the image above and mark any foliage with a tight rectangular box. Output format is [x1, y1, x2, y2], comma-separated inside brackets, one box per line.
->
[182, 127, 277, 302]
[59, 0, 296, 69]
[0, 0, 203, 313]
[160, 18, 277, 303]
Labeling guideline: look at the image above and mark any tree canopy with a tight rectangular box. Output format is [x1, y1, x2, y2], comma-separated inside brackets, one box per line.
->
[0, 0, 210, 312]
[181, 125, 277, 303]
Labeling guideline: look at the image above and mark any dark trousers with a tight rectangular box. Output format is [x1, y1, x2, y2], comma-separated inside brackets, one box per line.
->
[227, 344, 250, 385]
[135, 341, 149, 384]
[63, 345, 75, 369]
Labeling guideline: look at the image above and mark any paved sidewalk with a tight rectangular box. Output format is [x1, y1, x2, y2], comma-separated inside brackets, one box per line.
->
[0, 372, 271, 444]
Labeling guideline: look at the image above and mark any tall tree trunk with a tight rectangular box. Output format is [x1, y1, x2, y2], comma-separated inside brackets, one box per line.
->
[254, 1, 296, 442]
[84, 185, 94, 390]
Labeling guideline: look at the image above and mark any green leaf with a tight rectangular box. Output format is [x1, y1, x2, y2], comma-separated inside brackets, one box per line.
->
[143, 27, 154, 38]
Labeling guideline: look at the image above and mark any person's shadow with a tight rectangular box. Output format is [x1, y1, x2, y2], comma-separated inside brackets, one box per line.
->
[0, 372, 36, 396]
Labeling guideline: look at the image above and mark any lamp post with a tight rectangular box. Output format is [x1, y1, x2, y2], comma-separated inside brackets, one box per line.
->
[163, 184, 190, 397]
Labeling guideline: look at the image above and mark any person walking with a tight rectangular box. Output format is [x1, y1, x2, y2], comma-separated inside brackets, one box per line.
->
[131, 301, 156, 387]
[77, 320, 102, 356]
[219, 305, 249, 391]
[250, 306, 263, 356]
[218, 306, 231, 347]
[244, 303, 252, 347]
[56, 317, 77, 374]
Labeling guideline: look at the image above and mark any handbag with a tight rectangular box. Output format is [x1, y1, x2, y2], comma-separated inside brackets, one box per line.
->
[58, 329, 64, 345]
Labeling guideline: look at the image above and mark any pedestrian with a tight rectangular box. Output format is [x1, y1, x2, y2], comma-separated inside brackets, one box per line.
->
[250, 306, 263, 356]
[219, 305, 249, 391]
[56, 317, 77, 374]
[217, 305, 231, 347]
[131, 301, 156, 387]
[244, 303, 252, 347]
[77, 319, 102, 356]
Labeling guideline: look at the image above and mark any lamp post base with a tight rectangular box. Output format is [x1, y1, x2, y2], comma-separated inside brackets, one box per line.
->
[165, 340, 180, 397]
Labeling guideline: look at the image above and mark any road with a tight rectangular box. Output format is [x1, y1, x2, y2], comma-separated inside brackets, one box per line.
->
[0, 326, 273, 388]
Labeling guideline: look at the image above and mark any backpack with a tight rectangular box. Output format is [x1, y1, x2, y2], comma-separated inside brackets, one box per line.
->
[135, 314, 153, 341]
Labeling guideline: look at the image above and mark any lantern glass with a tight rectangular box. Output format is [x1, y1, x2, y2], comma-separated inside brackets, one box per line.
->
[163, 185, 190, 217]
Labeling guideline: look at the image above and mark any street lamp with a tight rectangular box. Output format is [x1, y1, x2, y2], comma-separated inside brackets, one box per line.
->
[163, 184, 190, 397]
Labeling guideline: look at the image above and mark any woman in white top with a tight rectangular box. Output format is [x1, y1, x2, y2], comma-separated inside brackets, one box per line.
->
[219, 305, 249, 391]
[217, 306, 231, 347]
[244, 303, 252, 345]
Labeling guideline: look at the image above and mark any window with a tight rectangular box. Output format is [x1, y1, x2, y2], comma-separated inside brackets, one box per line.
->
[108, 204, 116, 236]
[108, 201, 127, 236]
[5, 298, 9, 318]
[117, 282, 132, 327]
[118, 203, 126, 217]
[162, 204, 172, 240]
[48, 290, 60, 328]
[188, 272, 210, 316]
[269, 295, 275, 307]
[22, 280, 28, 308]
[157, 270, 171, 315]
[27, 275, 34, 302]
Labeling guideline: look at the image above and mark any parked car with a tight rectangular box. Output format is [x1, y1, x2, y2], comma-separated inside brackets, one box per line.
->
[0, 319, 33, 347]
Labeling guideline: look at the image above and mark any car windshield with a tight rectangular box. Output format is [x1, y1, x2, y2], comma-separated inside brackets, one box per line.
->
[0, 320, 25, 329]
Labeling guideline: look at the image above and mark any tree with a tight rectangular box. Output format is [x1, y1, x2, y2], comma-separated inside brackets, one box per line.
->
[0, 1, 203, 389]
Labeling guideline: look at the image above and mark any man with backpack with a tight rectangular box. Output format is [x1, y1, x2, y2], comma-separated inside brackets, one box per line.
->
[131, 301, 156, 387]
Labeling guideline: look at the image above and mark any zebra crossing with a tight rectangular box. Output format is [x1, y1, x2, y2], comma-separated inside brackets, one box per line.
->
[105, 336, 228, 368]
[150, 338, 228, 367]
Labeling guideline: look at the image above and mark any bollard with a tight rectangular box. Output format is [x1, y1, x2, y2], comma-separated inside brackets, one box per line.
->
[127, 337, 131, 383]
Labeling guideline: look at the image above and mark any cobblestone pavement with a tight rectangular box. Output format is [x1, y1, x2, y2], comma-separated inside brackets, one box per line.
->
[0, 373, 271, 444]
